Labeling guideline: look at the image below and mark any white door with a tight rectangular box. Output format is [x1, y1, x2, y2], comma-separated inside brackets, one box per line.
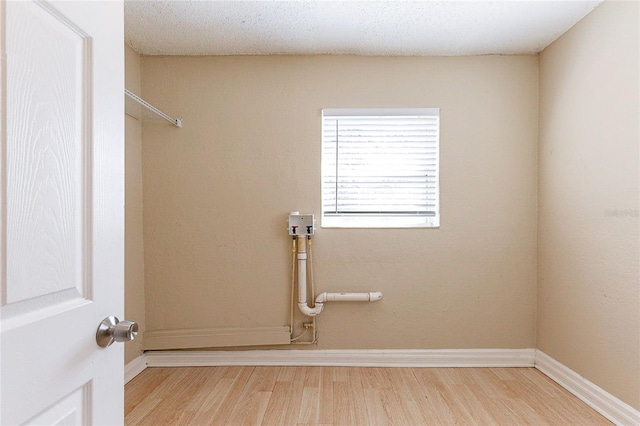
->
[1, 1, 125, 424]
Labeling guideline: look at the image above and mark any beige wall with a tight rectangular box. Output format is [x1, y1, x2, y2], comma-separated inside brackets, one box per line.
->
[140, 55, 539, 350]
[124, 44, 146, 364]
[538, 1, 639, 410]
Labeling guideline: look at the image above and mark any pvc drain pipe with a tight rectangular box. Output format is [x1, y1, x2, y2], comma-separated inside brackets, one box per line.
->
[296, 235, 382, 317]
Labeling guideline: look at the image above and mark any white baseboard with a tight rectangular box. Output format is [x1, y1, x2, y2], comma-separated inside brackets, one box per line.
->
[144, 348, 536, 368]
[143, 326, 291, 350]
[125, 354, 148, 384]
[126, 348, 534, 383]
[535, 350, 640, 426]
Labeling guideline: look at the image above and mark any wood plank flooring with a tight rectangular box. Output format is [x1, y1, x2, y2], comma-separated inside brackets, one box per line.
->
[125, 366, 611, 425]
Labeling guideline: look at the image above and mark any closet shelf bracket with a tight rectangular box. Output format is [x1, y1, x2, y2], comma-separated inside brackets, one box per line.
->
[125, 89, 182, 128]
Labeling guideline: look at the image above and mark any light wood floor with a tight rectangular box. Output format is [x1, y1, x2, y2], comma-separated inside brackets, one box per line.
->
[125, 366, 611, 425]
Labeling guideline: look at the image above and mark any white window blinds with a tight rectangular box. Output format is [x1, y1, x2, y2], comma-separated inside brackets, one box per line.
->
[321, 108, 439, 228]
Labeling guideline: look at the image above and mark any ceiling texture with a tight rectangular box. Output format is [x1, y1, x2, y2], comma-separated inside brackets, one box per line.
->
[124, 1, 603, 57]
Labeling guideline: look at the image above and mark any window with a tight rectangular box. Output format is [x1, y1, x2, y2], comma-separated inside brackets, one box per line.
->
[321, 108, 439, 228]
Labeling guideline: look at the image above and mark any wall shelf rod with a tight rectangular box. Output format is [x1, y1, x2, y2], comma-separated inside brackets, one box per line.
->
[125, 89, 182, 128]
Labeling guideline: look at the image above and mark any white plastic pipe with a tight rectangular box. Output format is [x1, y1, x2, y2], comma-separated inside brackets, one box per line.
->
[296, 235, 383, 317]
[318, 292, 384, 302]
[297, 236, 324, 316]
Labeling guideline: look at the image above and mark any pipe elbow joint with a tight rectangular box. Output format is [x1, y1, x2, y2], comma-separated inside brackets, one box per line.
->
[298, 302, 324, 317]
[315, 292, 328, 304]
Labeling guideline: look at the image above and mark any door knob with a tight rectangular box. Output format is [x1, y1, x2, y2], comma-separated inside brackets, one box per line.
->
[96, 316, 138, 348]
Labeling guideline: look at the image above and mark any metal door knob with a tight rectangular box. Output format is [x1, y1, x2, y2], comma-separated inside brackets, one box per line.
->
[96, 316, 138, 348]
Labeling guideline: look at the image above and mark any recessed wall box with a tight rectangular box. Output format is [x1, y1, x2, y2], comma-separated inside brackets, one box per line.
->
[288, 213, 315, 235]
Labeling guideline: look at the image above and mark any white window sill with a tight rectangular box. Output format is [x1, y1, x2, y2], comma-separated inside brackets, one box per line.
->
[321, 215, 440, 229]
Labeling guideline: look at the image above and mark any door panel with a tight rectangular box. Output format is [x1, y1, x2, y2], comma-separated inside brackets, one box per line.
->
[24, 385, 89, 425]
[1, 1, 124, 424]
[4, 0, 90, 311]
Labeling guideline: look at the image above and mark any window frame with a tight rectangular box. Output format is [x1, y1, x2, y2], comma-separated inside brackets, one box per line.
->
[321, 108, 440, 229]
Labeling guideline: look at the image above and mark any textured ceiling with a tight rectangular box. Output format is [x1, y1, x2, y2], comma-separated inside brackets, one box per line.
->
[124, 1, 603, 56]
